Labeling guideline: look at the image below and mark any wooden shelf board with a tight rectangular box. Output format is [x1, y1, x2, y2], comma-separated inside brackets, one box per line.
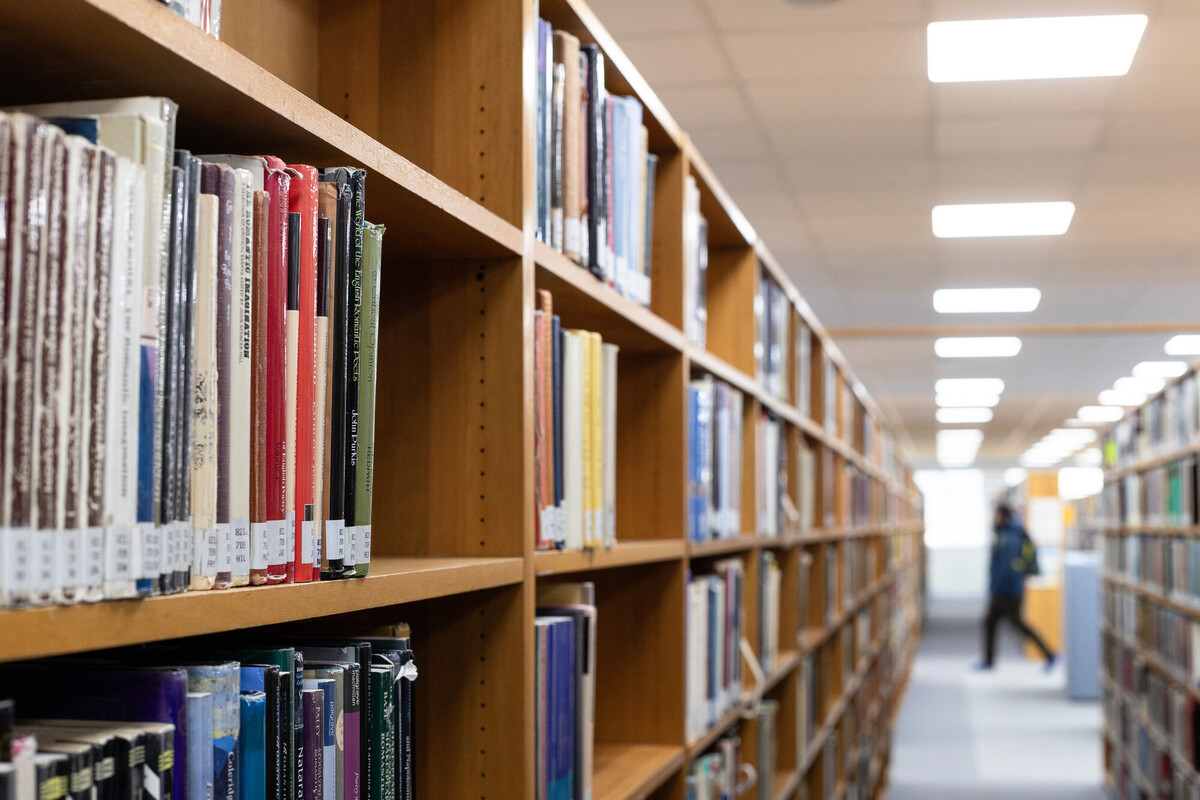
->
[686, 704, 745, 758]
[688, 535, 761, 558]
[757, 650, 801, 699]
[0, 555, 524, 663]
[1097, 523, 1200, 536]
[0, 0, 523, 260]
[534, 243, 685, 354]
[592, 743, 684, 800]
[534, 541, 685, 575]
[1104, 442, 1200, 481]
[773, 769, 800, 800]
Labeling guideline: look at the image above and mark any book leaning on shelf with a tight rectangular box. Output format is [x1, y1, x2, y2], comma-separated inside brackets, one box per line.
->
[533, 291, 618, 551]
[687, 734, 752, 800]
[533, 22, 657, 308]
[0, 100, 383, 610]
[0, 626, 417, 800]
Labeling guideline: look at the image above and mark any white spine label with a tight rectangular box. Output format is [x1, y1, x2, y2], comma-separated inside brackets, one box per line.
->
[84, 527, 104, 588]
[348, 525, 360, 567]
[232, 518, 250, 574]
[106, 525, 134, 581]
[325, 520, 345, 561]
[140, 523, 161, 582]
[360, 525, 370, 565]
[300, 517, 313, 568]
[216, 522, 232, 575]
[250, 522, 268, 571]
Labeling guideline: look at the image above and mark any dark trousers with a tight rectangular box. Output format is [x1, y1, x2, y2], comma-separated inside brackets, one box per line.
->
[982, 594, 1053, 665]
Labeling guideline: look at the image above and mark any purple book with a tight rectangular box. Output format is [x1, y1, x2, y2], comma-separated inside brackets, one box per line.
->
[0, 664, 188, 800]
[301, 689, 323, 800]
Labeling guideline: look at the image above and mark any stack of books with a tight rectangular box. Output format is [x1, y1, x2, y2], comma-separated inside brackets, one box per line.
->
[533, 292, 619, 551]
[533, 21, 657, 308]
[0, 99, 383, 609]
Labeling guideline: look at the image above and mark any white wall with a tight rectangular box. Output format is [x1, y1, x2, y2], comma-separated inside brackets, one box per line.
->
[917, 468, 1011, 601]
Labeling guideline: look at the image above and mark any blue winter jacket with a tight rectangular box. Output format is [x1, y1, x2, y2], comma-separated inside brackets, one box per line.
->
[989, 522, 1029, 597]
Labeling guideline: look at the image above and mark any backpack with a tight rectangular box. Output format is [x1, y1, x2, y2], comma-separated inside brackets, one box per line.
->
[1019, 531, 1041, 577]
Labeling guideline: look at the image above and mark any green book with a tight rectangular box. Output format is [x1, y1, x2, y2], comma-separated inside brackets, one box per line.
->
[367, 667, 395, 800]
[354, 223, 383, 578]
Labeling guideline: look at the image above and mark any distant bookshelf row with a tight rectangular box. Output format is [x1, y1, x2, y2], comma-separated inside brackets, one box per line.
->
[1098, 362, 1200, 799]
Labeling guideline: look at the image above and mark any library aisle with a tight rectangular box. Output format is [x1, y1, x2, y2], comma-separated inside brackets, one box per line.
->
[889, 601, 1105, 800]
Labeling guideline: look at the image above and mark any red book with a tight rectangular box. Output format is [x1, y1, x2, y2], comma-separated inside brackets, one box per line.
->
[286, 164, 319, 583]
[258, 156, 293, 584]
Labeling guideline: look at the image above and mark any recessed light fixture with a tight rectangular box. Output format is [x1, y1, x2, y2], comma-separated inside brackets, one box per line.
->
[1132, 361, 1188, 379]
[935, 336, 1022, 358]
[936, 407, 994, 424]
[927, 15, 1148, 83]
[1165, 335, 1200, 356]
[1077, 405, 1124, 422]
[1114, 376, 1165, 395]
[933, 288, 1041, 314]
[932, 202, 1075, 238]
[1098, 389, 1146, 407]
[935, 378, 1005, 395]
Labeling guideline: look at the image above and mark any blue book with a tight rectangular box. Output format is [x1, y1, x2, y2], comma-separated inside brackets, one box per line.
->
[611, 97, 628, 297]
[187, 692, 215, 800]
[541, 616, 575, 800]
[239, 693, 266, 800]
[184, 664, 240, 800]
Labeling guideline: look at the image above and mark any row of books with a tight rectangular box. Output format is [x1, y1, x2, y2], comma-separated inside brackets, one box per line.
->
[533, 22, 656, 308]
[685, 559, 744, 741]
[1104, 534, 1200, 606]
[160, 0, 221, 38]
[686, 734, 744, 800]
[755, 276, 789, 402]
[0, 632, 415, 800]
[687, 378, 743, 542]
[1105, 373, 1200, 470]
[1101, 457, 1200, 528]
[534, 582, 597, 800]
[0, 99, 382, 609]
[1106, 586, 1200, 691]
[533, 292, 619, 551]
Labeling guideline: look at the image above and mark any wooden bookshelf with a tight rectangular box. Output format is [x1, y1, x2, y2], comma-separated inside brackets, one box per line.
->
[0, 0, 923, 798]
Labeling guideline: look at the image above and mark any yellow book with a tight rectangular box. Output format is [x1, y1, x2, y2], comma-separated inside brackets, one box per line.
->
[589, 332, 603, 547]
[568, 329, 593, 548]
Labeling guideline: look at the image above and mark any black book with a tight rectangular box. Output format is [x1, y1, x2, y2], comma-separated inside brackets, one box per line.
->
[22, 724, 122, 800]
[35, 740, 93, 800]
[358, 638, 414, 800]
[0, 698, 12, 759]
[35, 753, 69, 800]
[582, 45, 605, 279]
[160, 165, 186, 594]
[343, 170, 366, 577]
[0, 764, 12, 800]
[317, 170, 351, 580]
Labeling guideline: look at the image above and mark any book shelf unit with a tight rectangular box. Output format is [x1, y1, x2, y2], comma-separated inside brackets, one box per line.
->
[1096, 362, 1200, 797]
[0, 0, 924, 798]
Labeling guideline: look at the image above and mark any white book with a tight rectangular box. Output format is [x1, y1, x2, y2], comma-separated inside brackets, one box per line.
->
[102, 156, 144, 600]
[190, 194, 219, 591]
[601, 343, 618, 547]
[686, 579, 709, 740]
[711, 577, 726, 719]
[562, 331, 584, 550]
[797, 441, 816, 532]
[228, 168, 253, 586]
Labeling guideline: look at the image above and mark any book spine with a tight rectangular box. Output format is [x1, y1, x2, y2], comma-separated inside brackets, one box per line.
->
[263, 169, 290, 584]
[312, 217, 331, 580]
[175, 151, 202, 595]
[0, 115, 12, 606]
[286, 164, 319, 584]
[249, 190, 270, 583]
[201, 163, 233, 590]
[300, 691, 317, 800]
[284, 210, 300, 582]
[36, 129, 67, 606]
[354, 222, 382, 578]
[229, 170, 254, 586]
[238, 693, 266, 800]
[346, 171, 366, 578]
[550, 62, 565, 252]
[322, 176, 351, 579]
[189, 193, 219, 591]
[554, 33, 582, 264]
[342, 665, 360, 800]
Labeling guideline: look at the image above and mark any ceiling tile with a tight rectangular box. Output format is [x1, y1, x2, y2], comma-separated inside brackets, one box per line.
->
[933, 79, 1119, 117]
[934, 153, 1088, 199]
[655, 84, 753, 126]
[687, 122, 772, 160]
[935, 116, 1105, 154]
[705, 156, 788, 192]
[929, 0, 1152, 21]
[763, 118, 929, 159]
[784, 155, 935, 191]
[705, 0, 925, 32]
[746, 77, 929, 121]
[724, 28, 926, 81]
[587, 0, 709, 37]
[1102, 111, 1200, 149]
[618, 35, 731, 86]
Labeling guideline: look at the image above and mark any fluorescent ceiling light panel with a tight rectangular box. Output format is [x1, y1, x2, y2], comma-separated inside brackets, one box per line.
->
[1098, 389, 1147, 407]
[1132, 360, 1188, 379]
[932, 202, 1075, 238]
[936, 394, 1000, 408]
[1077, 405, 1124, 422]
[1004, 468, 1027, 487]
[933, 288, 1041, 314]
[935, 378, 1005, 395]
[1064, 418, 1099, 428]
[936, 407, 994, 424]
[1165, 335, 1200, 356]
[935, 337, 1022, 358]
[927, 15, 1148, 83]
[1114, 376, 1165, 395]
